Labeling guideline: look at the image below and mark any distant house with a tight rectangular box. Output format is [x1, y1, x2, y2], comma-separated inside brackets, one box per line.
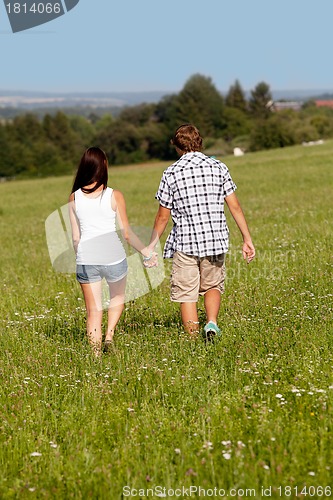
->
[315, 100, 333, 109]
[272, 101, 303, 112]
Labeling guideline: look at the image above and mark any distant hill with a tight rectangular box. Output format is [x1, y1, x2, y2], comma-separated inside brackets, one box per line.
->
[0, 90, 169, 109]
[310, 93, 333, 100]
[270, 89, 332, 100]
[1, 88, 333, 113]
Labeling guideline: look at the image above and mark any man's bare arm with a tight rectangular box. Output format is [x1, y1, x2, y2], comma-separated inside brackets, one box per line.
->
[148, 205, 171, 250]
[225, 192, 255, 263]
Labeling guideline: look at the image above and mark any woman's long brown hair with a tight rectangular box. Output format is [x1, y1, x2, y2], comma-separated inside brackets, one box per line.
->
[71, 147, 108, 194]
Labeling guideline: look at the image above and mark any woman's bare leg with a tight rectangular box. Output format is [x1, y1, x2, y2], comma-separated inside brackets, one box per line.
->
[105, 277, 126, 342]
[80, 281, 103, 355]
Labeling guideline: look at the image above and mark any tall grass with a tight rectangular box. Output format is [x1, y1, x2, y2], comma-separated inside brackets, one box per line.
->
[0, 143, 332, 498]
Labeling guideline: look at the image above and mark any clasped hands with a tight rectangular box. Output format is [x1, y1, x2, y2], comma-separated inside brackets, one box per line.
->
[142, 248, 158, 268]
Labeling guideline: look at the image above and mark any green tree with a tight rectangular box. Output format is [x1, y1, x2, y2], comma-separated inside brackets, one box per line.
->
[310, 115, 333, 137]
[119, 103, 156, 127]
[140, 122, 172, 160]
[249, 115, 295, 151]
[12, 113, 43, 140]
[0, 115, 45, 177]
[43, 112, 79, 161]
[225, 80, 247, 112]
[302, 99, 316, 110]
[155, 94, 183, 134]
[94, 121, 147, 165]
[27, 140, 69, 177]
[94, 114, 114, 134]
[293, 122, 320, 143]
[175, 74, 226, 136]
[223, 107, 252, 142]
[249, 81, 273, 118]
[0, 125, 15, 177]
[69, 115, 94, 146]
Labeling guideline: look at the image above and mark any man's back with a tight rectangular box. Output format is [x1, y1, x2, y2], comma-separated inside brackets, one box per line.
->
[156, 151, 237, 258]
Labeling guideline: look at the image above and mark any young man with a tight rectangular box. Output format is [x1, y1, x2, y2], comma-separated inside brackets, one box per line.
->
[149, 124, 255, 339]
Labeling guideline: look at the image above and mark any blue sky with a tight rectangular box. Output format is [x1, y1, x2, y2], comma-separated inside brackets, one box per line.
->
[1, 0, 333, 93]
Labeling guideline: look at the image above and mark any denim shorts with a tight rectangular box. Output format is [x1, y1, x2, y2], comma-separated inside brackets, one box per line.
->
[76, 259, 128, 284]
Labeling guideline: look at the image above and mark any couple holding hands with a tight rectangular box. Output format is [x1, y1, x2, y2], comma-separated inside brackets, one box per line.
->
[69, 124, 255, 356]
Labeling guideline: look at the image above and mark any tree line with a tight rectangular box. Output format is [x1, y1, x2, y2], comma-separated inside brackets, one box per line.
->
[1, 74, 333, 178]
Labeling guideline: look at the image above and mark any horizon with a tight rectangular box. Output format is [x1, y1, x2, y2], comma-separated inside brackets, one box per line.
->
[1, 86, 333, 95]
[1, 86, 333, 113]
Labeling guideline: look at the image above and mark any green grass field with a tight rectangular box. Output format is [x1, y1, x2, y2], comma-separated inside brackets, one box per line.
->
[0, 142, 332, 499]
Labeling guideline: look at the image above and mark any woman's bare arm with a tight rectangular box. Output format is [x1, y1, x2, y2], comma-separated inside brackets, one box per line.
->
[113, 190, 157, 264]
[68, 192, 80, 254]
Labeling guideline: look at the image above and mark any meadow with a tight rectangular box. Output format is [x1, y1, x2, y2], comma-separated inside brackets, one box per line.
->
[0, 142, 332, 499]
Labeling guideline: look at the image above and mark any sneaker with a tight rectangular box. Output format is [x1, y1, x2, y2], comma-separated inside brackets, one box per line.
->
[203, 321, 221, 341]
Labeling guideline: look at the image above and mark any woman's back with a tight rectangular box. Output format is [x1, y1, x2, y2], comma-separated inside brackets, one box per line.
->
[74, 187, 126, 265]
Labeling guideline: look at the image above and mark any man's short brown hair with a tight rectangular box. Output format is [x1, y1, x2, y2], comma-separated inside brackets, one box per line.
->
[171, 124, 203, 153]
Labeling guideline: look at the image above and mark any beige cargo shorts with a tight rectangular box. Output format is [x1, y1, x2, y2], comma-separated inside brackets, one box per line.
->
[170, 251, 226, 303]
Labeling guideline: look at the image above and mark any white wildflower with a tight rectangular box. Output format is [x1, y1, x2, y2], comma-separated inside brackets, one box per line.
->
[202, 441, 213, 449]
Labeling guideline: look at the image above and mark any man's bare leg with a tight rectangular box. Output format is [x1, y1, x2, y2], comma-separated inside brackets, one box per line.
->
[180, 302, 200, 336]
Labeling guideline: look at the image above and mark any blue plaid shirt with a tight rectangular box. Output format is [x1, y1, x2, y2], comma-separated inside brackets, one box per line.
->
[156, 152, 237, 258]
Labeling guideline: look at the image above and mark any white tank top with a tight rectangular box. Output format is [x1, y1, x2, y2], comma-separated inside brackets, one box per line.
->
[74, 187, 126, 265]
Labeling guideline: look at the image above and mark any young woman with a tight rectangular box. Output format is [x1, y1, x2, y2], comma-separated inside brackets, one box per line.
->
[69, 147, 156, 356]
